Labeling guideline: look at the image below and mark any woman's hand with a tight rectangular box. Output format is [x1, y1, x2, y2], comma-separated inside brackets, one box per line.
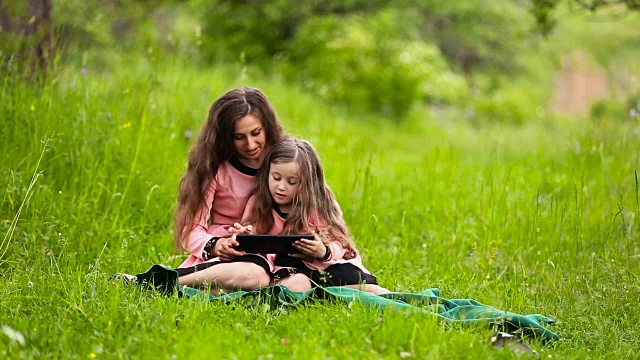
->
[214, 233, 245, 261]
[291, 232, 327, 261]
[227, 222, 253, 235]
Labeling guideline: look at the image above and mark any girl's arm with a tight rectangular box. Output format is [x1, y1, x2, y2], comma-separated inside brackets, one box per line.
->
[292, 230, 351, 261]
[307, 210, 354, 261]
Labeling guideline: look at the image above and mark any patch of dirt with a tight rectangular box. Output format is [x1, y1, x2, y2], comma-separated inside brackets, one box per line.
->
[549, 50, 626, 117]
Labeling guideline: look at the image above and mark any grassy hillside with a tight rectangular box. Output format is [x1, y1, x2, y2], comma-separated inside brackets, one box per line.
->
[1, 50, 639, 358]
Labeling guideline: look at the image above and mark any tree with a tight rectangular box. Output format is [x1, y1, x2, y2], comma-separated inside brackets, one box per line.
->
[0, 0, 53, 74]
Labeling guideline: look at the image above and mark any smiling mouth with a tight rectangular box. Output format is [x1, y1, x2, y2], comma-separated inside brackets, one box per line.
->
[247, 148, 259, 155]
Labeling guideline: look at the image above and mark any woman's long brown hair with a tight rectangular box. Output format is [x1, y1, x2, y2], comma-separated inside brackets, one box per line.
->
[174, 87, 284, 250]
[244, 138, 356, 253]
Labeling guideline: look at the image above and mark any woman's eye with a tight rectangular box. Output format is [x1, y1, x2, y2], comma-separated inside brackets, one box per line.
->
[251, 130, 261, 136]
[234, 135, 243, 140]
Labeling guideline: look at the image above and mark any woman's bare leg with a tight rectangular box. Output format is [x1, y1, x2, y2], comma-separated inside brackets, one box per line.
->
[179, 262, 270, 295]
[273, 273, 312, 293]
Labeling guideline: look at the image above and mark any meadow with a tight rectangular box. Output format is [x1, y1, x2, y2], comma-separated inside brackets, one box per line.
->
[1, 54, 639, 358]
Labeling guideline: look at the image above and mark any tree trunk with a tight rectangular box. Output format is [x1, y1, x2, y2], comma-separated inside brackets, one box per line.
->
[0, 0, 53, 74]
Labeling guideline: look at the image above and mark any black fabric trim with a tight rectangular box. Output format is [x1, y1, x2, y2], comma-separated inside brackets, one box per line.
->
[272, 256, 378, 287]
[175, 254, 271, 277]
[176, 261, 217, 276]
[274, 254, 307, 269]
[321, 263, 378, 286]
[229, 156, 258, 176]
[273, 204, 288, 219]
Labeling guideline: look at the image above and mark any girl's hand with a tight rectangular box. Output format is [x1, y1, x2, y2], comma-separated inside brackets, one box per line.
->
[227, 222, 253, 235]
[214, 233, 245, 261]
[343, 250, 357, 260]
[291, 232, 327, 261]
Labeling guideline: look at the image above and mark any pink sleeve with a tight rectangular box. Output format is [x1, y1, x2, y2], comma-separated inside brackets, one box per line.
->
[182, 179, 218, 259]
[326, 241, 347, 261]
[309, 214, 347, 261]
[241, 195, 256, 225]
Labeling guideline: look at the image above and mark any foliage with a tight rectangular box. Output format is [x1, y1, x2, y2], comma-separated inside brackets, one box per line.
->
[286, 10, 468, 118]
[626, 90, 640, 120]
[532, 0, 640, 35]
[471, 92, 535, 125]
[195, 0, 385, 63]
[50, 0, 198, 68]
[193, 0, 532, 119]
[590, 99, 628, 122]
[412, 0, 534, 74]
[197, 0, 531, 71]
[4, 0, 639, 124]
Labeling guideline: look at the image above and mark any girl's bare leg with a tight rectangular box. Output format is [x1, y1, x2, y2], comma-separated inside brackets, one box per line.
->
[342, 284, 391, 295]
[179, 262, 270, 296]
[273, 273, 312, 293]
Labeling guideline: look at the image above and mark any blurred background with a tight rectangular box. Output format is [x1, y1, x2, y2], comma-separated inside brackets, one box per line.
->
[2, 0, 639, 125]
[1, 5, 639, 357]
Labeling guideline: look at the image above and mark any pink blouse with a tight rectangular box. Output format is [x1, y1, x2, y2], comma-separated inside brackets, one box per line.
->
[178, 159, 257, 268]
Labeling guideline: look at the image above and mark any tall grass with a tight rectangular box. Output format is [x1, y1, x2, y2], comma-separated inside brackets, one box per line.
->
[1, 54, 638, 358]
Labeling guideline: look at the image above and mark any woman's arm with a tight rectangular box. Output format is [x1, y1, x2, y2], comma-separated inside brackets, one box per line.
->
[181, 180, 218, 259]
[200, 195, 256, 261]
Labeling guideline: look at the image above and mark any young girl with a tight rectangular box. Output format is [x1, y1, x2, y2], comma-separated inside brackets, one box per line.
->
[173, 87, 285, 294]
[241, 137, 389, 294]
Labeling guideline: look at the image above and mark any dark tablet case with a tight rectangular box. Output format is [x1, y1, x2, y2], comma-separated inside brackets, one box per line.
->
[234, 234, 314, 254]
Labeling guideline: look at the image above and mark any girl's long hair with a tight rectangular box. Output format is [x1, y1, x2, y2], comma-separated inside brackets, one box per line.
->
[245, 138, 356, 253]
[174, 87, 284, 250]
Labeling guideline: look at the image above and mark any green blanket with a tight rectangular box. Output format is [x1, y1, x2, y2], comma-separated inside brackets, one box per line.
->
[134, 264, 560, 342]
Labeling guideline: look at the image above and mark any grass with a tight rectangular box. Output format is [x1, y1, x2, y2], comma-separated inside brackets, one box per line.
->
[1, 51, 639, 358]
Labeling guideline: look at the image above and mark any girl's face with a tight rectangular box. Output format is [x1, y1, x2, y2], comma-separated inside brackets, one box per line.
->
[233, 114, 266, 168]
[268, 161, 301, 213]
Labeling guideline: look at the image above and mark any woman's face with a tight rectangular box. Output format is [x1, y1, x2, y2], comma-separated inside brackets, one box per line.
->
[233, 114, 266, 168]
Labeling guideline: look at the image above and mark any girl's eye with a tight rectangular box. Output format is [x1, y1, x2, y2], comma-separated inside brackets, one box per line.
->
[272, 176, 281, 181]
[288, 180, 297, 185]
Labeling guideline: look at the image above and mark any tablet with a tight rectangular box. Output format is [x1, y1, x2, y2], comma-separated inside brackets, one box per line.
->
[234, 234, 314, 254]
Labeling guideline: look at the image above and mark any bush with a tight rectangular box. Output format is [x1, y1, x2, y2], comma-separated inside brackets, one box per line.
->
[590, 89, 640, 122]
[286, 11, 468, 119]
[626, 90, 640, 121]
[471, 91, 538, 125]
[197, 0, 374, 64]
[590, 99, 627, 121]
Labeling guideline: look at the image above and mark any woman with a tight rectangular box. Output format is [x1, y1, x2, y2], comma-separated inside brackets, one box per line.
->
[173, 87, 285, 294]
